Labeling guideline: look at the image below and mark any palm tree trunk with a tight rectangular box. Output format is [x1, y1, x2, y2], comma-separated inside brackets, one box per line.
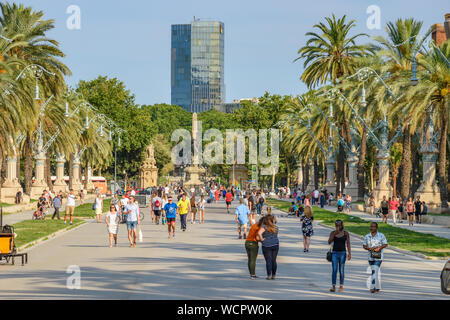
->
[399, 125, 412, 200]
[411, 147, 420, 195]
[357, 126, 368, 199]
[69, 153, 74, 190]
[83, 158, 89, 190]
[337, 143, 345, 195]
[24, 137, 33, 196]
[45, 150, 53, 191]
[314, 158, 319, 189]
[438, 103, 448, 208]
[285, 158, 291, 189]
[17, 155, 21, 187]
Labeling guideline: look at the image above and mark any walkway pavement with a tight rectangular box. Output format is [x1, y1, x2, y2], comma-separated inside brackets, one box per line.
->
[0, 199, 447, 299]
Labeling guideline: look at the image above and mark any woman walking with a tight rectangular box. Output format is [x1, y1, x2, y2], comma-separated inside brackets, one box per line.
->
[405, 197, 415, 226]
[95, 193, 103, 223]
[257, 215, 279, 280]
[245, 216, 263, 279]
[345, 194, 352, 214]
[328, 220, 351, 292]
[105, 204, 120, 247]
[197, 195, 206, 224]
[363, 222, 388, 293]
[300, 206, 314, 252]
[368, 195, 375, 215]
[190, 195, 197, 224]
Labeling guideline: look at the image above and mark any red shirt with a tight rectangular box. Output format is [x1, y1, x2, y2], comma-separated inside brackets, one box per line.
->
[389, 200, 399, 211]
[225, 192, 233, 202]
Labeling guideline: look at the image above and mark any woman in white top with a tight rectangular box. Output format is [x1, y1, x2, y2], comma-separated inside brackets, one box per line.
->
[197, 195, 206, 224]
[95, 193, 103, 223]
[105, 204, 120, 247]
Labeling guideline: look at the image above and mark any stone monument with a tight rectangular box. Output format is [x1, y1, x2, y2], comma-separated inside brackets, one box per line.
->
[138, 144, 158, 188]
[183, 113, 206, 196]
[414, 111, 440, 207]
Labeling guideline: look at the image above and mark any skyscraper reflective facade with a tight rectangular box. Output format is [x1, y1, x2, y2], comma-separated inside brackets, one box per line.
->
[171, 20, 225, 112]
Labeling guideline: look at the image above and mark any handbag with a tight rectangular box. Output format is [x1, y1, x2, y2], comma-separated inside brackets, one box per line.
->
[326, 245, 333, 262]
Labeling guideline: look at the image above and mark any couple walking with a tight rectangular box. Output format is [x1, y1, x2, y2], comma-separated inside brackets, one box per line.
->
[244, 213, 279, 280]
[327, 221, 387, 294]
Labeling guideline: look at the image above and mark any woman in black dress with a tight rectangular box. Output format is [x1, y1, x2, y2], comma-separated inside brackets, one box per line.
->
[300, 206, 314, 252]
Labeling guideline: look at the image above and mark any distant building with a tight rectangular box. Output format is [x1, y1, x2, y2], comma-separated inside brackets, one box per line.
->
[219, 98, 259, 113]
[432, 13, 450, 45]
[171, 19, 225, 113]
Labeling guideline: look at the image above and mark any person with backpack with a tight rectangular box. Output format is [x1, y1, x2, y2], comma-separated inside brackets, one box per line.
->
[328, 219, 351, 292]
[152, 192, 163, 225]
[256, 192, 265, 215]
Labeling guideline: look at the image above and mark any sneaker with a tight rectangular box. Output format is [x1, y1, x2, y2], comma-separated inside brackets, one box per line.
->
[266, 276, 271, 280]
[339, 285, 344, 292]
[370, 289, 376, 293]
[250, 275, 258, 280]
[271, 275, 276, 280]
[330, 286, 336, 292]
[70, 222, 73, 225]
[303, 249, 307, 252]
[64, 221, 66, 225]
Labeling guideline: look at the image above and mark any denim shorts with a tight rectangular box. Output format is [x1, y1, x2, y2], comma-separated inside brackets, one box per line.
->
[126, 220, 138, 230]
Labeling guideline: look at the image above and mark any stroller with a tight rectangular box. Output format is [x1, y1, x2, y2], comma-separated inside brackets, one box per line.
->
[32, 205, 46, 220]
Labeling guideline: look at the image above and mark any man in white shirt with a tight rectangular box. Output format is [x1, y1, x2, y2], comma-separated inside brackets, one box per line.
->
[124, 196, 141, 247]
[64, 189, 77, 225]
[313, 189, 319, 205]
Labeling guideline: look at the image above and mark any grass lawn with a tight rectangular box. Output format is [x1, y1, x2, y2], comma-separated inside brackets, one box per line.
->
[0, 203, 14, 207]
[267, 198, 450, 258]
[12, 218, 84, 248]
[64, 199, 111, 218]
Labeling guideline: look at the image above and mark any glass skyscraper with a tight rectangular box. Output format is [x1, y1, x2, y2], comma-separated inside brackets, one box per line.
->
[171, 20, 225, 113]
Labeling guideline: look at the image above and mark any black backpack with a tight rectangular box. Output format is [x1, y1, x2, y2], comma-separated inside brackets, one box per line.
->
[441, 260, 450, 294]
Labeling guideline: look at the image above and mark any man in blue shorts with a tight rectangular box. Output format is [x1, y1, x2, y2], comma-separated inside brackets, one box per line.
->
[163, 196, 178, 239]
[124, 196, 141, 247]
[235, 198, 250, 239]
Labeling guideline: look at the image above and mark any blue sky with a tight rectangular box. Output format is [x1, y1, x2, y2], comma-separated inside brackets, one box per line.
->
[16, 0, 449, 105]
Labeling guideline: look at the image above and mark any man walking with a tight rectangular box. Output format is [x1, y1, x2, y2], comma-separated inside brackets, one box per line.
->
[64, 189, 77, 225]
[124, 196, 141, 247]
[52, 193, 62, 220]
[163, 196, 178, 238]
[177, 193, 191, 232]
[225, 189, 233, 214]
[235, 198, 250, 239]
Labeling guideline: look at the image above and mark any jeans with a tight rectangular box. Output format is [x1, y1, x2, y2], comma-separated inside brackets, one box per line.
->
[52, 207, 60, 220]
[369, 260, 382, 290]
[180, 214, 187, 230]
[331, 251, 346, 286]
[245, 241, 259, 275]
[256, 203, 262, 215]
[262, 245, 279, 277]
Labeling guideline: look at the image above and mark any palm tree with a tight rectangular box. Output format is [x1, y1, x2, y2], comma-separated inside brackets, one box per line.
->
[398, 40, 449, 207]
[374, 18, 432, 201]
[296, 14, 373, 195]
[0, 3, 71, 195]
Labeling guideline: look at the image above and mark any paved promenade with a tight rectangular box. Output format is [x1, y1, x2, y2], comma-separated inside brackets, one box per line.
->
[0, 200, 447, 299]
